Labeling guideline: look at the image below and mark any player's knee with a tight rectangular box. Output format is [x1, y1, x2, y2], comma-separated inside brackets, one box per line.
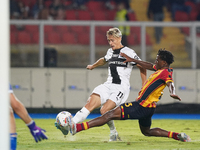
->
[101, 110, 114, 121]
[141, 129, 151, 136]
[100, 108, 107, 115]
[141, 131, 150, 136]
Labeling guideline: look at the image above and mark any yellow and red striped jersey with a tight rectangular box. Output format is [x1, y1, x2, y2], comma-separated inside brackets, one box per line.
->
[136, 65, 173, 108]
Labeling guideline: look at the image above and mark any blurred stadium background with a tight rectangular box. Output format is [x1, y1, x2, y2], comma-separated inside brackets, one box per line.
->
[10, 0, 200, 114]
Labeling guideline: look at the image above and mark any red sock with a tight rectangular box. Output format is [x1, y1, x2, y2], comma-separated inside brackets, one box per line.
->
[76, 122, 90, 133]
[168, 131, 179, 140]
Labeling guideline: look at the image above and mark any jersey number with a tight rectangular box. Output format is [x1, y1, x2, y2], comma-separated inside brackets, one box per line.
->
[116, 91, 123, 100]
[125, 102, 132, 107]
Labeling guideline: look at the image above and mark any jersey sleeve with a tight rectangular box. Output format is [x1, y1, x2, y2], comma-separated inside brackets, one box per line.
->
[152, 65, 157, 71]
[122, 49, 141, 65]
[9, 84, 13, 93]
[161, 69, 174, 83]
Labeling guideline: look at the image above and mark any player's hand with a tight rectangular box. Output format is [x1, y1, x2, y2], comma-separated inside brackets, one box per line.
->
[120, 53, 134, 62]
[86, 65, 94, 70]
[170, 94, 181, 101]
[27, 120, 48, 142]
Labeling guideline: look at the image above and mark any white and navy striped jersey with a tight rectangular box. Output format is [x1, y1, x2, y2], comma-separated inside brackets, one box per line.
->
[104, 46, 140, 87]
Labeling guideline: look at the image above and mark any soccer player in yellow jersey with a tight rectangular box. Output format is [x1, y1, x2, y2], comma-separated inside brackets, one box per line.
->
[67, 49, 191, 142]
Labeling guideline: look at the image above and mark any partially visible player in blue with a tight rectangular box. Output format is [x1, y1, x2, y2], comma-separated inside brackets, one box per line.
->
[9, 85, 47, 150]
[67, 49, 191, 142]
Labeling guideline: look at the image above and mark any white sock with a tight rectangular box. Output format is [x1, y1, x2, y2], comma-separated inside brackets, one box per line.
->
[72, 107, 90, 123]
[107, 120, 116, 133]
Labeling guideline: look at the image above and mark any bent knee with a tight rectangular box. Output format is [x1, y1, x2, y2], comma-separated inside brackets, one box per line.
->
[141, 131, 151, 136]
[140, 128, 151, 136]
[100, 108, 107, 115]
[100, 107, 113, 115]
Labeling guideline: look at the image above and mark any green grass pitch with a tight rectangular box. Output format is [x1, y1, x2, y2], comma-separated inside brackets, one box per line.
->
[16, 118, 200, 150]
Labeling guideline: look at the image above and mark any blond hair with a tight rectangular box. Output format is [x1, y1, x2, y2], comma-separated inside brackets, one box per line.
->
[106, 27, 122, 38]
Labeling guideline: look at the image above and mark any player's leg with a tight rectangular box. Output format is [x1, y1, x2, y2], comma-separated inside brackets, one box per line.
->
[100, 100, 121, 141]
[72, 93, 101, 123]
[69, 106, 122, 135]
[139, 124, 169, 137]
[72, 84, 110, 124]
[10, 107, 17, 150]
[89, 106, 121, 127]
[100, 100, 116, 130]
[139, 118, 191, 142]
[102, 85, 128, 141]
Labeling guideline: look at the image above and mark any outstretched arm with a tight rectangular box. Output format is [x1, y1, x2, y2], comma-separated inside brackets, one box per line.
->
[120, 53, 154, 71]
[86, 57, 107, 70]
[10, 93, 48, 142]
[136, 64, 147, 85]
[10, 93, 32, 124]
[167, 82, 181, 101]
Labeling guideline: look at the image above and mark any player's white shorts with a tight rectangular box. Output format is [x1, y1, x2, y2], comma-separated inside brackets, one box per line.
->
[92, 83, 130, 106]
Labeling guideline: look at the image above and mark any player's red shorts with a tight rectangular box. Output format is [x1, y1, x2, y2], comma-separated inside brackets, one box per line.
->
[120, 101, 155, 127]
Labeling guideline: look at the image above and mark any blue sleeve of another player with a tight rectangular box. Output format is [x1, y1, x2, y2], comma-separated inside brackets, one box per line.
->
[9, 84, 13, 93]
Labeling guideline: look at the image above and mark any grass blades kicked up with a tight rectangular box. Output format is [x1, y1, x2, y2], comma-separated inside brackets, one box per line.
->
[16, 119, 200, 150]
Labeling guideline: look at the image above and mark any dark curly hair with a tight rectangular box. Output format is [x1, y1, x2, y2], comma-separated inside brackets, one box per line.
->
[157, 49, 174, 65]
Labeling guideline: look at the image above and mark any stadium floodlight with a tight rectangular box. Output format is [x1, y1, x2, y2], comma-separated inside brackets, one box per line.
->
[0, 0, 10, 150]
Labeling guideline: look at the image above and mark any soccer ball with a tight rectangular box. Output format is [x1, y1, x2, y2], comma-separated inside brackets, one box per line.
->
[55, 111, 72, 135]
[56, 111, 72, 127]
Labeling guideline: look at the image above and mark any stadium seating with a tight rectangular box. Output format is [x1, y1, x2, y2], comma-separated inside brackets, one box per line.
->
[10, 32, 17, 44]
[9, 0, 153, 47]
[185, 1, 197, 12]
[77, 32, 90, 45]
[95, 33, 107, 45]
[70, 26, 85, 35]
[128, 13, 137, 21]
[45, 32, 62, 44]
[62, 32, 77, 44]
[85, 26, 90, 33]
[174, 11, 189, 22]
[131, 27, 141, 35]
[64, 0, 72, 6]
[44, 0, 52, 8]
[44, 25, 55, 33]
[86, 1, 105, 11]
[106, 10, 116, 20]
[136, 33, 152, 45]
[17, 31, 32, 44]
[184, 1, 198, 21]
[96, 26, 112, 34]
[32, 32, 39, 44]
[20, 0, 36, 8]
[10, 25, 17, 32]
[54, 25, 69, 33]
[127, 34, 137, 46]
[93, 11, 107, 20]
[77, 11, 92, 20]
[181, 27, 190, 36]
[189, 11, 198, 21]
[25, 25, 39, 34]
[65, 10, 77, 20]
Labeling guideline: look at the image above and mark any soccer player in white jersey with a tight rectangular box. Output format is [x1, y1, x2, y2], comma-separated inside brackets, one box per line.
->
[56, 27, 146, 141]
[9, 85, 47, 150]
